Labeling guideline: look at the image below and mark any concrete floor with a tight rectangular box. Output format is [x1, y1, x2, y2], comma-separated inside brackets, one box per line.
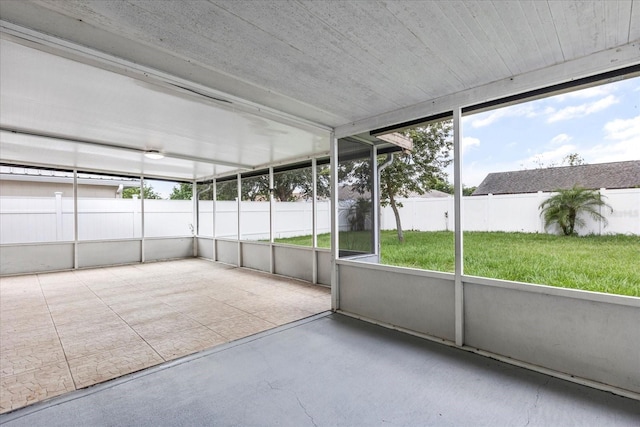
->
[1, 312, 638, 426]
[0, 259, 330, 413]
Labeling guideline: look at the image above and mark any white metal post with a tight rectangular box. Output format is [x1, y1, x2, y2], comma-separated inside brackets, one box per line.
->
[330, 132, 339, 310]
[73, 170, 78, 269]
[212, 179, 217, 261]
[193, 179, 197, 258]
[453, 108, 464, 346]
[269, 167, 275, 274]
[312, 158, 318, 284]
[371, 145, 379, 258]
[237, 173, 242, 267]
[140, 176, 145, 263]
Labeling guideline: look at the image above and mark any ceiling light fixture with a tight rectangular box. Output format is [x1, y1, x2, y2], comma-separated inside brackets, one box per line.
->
[144, 150, 165, 160]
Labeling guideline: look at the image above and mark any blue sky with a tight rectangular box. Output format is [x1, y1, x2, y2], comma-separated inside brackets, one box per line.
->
[458, 75, 640, 187]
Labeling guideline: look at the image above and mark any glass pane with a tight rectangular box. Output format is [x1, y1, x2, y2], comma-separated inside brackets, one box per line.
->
[196, 181, 213, 237]
[77, 172, 141, 240]
[215, 179, 238, 239]
[338, 139, 373, 256]
[144, 179, 193, 238]
[315, 163, 331, 248]
[0, 165, 75, 243]
[461, 76, 640, 296]
[240, 174, 270, 240]
[274, 167, 313, 246]
[377, 121, 455, 272]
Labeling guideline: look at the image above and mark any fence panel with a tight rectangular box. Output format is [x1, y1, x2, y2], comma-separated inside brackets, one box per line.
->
[380, 189, 640, 235]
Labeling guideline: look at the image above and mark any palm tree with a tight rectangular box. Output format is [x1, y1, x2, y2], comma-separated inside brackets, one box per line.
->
[539, 186, 612, 236]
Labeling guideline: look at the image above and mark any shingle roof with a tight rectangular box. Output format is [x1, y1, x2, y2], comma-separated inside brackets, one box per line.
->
[472, 161, 640, 195]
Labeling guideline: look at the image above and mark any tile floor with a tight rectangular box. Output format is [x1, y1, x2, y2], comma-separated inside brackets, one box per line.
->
[0, 259, 331, 413]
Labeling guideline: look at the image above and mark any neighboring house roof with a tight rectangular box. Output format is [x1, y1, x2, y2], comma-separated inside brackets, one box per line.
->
[472, 161, 640, 195]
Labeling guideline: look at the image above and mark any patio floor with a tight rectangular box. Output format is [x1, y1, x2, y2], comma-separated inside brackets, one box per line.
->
[0, 258, 331, 413]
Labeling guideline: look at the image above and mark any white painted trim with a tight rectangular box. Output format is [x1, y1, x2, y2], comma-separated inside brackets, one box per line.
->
[335, 42, 640, 138]
[463, 275, 640, 308]
[336, 258, 454, 281]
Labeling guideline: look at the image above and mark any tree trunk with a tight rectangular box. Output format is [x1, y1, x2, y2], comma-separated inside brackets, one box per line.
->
[389, 192, 404, 243]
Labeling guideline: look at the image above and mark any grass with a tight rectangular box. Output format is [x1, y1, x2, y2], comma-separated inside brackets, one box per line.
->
[275, 230, 640, 297]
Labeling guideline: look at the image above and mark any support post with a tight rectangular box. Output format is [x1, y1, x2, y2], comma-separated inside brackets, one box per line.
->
[269, 167, 275, 274]
[212, 179, 217, 261]
[311, 158, 318, 284]
[371, 145, 380, 258]
[192, 179, 197, 257]
[140, 176, 145, 263]
[237, 173, 242, 267]
[453, 107, 464, 346]
[330, 132, 339, 310]
[73, 170, 78, 269]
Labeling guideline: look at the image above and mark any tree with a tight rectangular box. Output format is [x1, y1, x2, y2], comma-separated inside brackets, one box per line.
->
[343, 121, 453, 242]
[563, 153, 586, 166]
[169, 183, 193, 200]
[539, 186, 612, 236]
[214, 168, 330, 202]
[462, 186, 477, 196]
[432, 180, 476, 196]
[122, 184, 161, 199]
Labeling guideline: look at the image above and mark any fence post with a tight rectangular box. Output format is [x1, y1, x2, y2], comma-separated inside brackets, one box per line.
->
[54, 192, 63, 240]
[600, 188, 606, 235]
[537, 191, 545, 233]
[486, 193, 492, 231]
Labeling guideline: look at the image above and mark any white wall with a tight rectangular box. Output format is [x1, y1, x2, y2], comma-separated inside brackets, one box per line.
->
[381, 189, 640, 235]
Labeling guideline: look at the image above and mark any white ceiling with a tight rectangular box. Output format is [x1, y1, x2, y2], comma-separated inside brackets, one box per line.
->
[1, 0, 638, 179]
[0, 38, 329, 179]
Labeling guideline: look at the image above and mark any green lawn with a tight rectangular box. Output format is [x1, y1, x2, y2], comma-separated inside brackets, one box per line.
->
[276, 231, 640, 297]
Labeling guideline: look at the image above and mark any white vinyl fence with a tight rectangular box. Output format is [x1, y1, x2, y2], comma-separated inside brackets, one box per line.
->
[200, 200, 331, 240]
[0, 197, 194, 244]
[2, 189, 638, 244]
[380, 188, 640, 235]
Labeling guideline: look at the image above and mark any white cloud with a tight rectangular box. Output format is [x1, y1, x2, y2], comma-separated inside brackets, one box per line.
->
[584, 114, 640, 163]
[462, 136, 480, 154]
[603, 115, 640, 141]
[469, 104, 536, 128]
[550, 133, 572, 145]
[547, 95, 619, 123]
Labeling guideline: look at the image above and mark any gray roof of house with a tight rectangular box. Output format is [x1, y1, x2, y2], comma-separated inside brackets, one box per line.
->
[472, 161, 640, 195]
